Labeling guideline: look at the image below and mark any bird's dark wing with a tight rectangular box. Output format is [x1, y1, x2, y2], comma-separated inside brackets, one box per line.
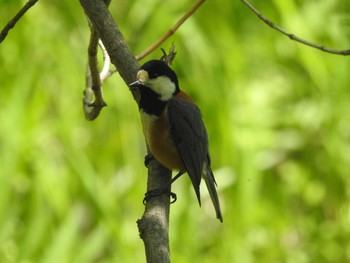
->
[167, 98, 208, 204]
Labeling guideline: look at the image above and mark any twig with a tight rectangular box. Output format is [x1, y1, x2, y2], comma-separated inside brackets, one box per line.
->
[135, 0, 206, 61]
[83, 0, 111, 120]
[241, 0, 350, 56]
[103, 0, 204, 80]
[83, 27, 106, 120]
[0, 0, 39, 44]
[99, 39, 111, 81]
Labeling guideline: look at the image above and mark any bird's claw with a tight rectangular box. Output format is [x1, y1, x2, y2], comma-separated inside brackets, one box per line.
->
[143, 189, 177, 205]
[144, 153, 154, 168]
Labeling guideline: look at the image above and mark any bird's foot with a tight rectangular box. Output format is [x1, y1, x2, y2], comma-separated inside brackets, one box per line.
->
[144, 153, 154, 168]
[143, 188, 177, 205]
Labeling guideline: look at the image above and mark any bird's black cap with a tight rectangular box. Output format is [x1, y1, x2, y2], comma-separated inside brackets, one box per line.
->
[140, 60, 179, 85]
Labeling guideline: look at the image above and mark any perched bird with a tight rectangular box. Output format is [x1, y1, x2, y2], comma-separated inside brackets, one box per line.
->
[129, 60, 223, 222]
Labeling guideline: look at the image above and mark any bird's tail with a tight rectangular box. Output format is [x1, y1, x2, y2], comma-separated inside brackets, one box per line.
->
[203, 165, 223, 222]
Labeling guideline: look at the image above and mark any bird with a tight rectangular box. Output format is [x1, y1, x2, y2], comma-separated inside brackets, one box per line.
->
[129, 59, 223, 222]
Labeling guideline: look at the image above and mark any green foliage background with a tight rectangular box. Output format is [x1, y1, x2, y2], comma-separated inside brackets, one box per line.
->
[1, 0, 350, 262]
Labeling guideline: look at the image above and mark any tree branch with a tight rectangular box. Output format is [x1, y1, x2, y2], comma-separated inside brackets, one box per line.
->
[241, 0, 350, 56]
[83, 26, 107, 120]
[83, 0, 111, 121]
[135, 0, 206, 61]
[99, 40, 111, 80]
[104, 0, 205, 80]
[0, 0, 39, 44]
[137, 161, 172, 263]
[79, 0, 172, 262]
[80, 0, 139, 94]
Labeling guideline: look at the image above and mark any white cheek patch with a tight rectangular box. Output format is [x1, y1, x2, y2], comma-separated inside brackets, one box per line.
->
[148, 76, 176, 101]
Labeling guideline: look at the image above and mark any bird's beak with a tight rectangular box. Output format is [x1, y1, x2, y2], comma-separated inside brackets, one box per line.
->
[129, 80, 142, 88]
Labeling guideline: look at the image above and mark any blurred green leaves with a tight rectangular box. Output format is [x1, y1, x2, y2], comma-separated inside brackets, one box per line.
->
[1, 0, 350, 262]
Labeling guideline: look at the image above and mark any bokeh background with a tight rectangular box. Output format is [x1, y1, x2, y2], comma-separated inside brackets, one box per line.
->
[1, 0, 350, 262]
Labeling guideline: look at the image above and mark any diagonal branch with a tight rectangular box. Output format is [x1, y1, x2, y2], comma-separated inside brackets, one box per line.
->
[135, 0, 206, 61]
[241, 0, 350, 56]
[102, 0, 205, 81]
[0, 0, 39, 44]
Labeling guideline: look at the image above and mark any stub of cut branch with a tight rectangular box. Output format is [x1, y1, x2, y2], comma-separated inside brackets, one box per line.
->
[241, 0, 350, 56]
[160, 43, 177, 65]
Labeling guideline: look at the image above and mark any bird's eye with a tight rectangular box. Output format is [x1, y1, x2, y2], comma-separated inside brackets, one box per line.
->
[149, 72, 159, 79]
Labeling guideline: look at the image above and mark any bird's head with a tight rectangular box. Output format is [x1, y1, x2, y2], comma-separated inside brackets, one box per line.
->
[129, 60, 180, 101]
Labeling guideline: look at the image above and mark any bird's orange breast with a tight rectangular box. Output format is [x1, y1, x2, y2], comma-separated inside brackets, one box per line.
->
[140, 108, 185, 171]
